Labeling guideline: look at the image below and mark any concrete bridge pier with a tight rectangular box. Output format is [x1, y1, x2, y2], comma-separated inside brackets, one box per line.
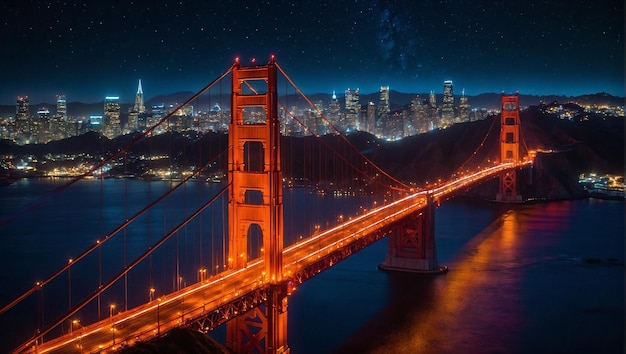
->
[379, 194, 448, 274]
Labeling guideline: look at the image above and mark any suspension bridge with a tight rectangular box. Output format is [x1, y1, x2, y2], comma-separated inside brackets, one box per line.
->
[1, 57, 532, 353]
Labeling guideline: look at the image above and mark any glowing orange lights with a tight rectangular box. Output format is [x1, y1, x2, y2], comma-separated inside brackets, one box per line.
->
[227, 58, 289, 353]
[498, 93, 522, 201]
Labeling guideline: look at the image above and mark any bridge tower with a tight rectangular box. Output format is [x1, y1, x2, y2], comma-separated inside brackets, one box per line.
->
[226, 57, 289, 353]
[497, 93, 522, 202]
[379, 193, 446, 273]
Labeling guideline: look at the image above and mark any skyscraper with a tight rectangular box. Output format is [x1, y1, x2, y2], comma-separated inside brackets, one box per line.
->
[104, 96, 121, 138]
[376, 85, 390, 136]
[36, 106, 51, 143]
[328, 91, 341, 128]
[134, 79, 146, 114]
[127, 80, 146, 133]
[343, 88, 359, 132]
[427, 91, 439, 130]
[56, 94, 67, 121]
[366, 102, 376, 135]
[15, 96, 30, 143]
[410, 95, 428, 134]
[89, 115, 103, 133]
[441, 80, 454, 127]
[459, 88, 470, 122]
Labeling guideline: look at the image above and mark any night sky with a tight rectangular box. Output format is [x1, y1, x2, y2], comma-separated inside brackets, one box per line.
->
[0, 0, 623, 104]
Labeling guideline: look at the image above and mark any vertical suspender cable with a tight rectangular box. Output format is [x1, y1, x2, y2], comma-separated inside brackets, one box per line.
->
[124, 152, 128, 311]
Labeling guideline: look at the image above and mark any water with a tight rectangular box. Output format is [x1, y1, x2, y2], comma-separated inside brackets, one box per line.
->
[0, 179, 623, 353]
[290, 198, 625, 353]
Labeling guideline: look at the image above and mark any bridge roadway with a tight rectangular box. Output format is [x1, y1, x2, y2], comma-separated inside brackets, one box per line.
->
[18, 163, 520, 354]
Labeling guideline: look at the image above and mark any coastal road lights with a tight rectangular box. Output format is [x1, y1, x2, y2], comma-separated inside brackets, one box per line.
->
[72, 319, 84, 354]
[157, 297, 162, 335]
[110, 326, 117, 347]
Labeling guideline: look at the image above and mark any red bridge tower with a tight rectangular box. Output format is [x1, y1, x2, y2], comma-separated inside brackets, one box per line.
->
[497, 93, 522, 202]
[226, 57, 289, 354]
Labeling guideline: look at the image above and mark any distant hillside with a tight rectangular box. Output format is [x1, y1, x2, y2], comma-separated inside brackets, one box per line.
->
[366, 106, 623, 199]
[1, 103, 622, 200]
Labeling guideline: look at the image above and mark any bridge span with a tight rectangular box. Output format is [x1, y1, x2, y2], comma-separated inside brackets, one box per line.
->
[18, 162, 528, 354]
[4, 58, 532, 354]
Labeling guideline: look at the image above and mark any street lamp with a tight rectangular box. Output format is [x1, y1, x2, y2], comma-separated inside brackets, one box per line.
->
[110, 327, 116, 347]
[149, 287, 156, 302]
[72, 319, 84, 354]
[109, 304, 116, 319]
[157, 298, 162, 335]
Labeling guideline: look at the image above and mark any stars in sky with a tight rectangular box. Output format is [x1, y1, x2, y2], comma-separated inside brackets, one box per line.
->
[0, 0, 622, 104]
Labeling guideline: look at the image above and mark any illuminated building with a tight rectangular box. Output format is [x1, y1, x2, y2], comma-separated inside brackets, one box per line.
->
[441, 80, 454, 127]
[385, 111, 404, 140]
[104, 96, 121, 138]
[376, 85, 390, 136]
[149, 104, 165, 134]
[313, 100, 328, 135]
[459, 88, 470, 122]
[303, 109, 319, 136]
[427, 91, 439, 129]
[134, 79, 146, 113]
[127, 80, 146, 133]
[343, 88, 359, 132]
[89, 115, 103, 133]
[36, 107, 51, 143]
[366, 102, 376, 135]
[50, 94, 68, 141]
[56, 94, 67, 121]
[410, 95, 428, 134]
[15, 96, 30, 144]
[328, 90, 341, 127]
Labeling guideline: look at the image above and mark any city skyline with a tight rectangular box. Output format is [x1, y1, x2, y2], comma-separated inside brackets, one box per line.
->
[0, 1, 623, 104]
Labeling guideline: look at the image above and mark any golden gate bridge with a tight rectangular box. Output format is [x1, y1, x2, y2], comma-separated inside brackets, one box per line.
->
[1, 57, 532, 353]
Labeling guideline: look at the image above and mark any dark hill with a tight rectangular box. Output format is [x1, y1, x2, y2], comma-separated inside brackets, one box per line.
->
[365, 107, 623, 199]
[1, 105, 621, 199]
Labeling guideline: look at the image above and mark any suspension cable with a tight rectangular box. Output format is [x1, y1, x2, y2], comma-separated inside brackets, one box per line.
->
[0, 149, 228, 316]
[456, 113, 499, 174]
[275, 63, 411, 192]
[24, 183, 230, 347]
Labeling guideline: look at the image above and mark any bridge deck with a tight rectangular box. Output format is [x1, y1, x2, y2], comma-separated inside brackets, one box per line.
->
[16, 163, 522, 353]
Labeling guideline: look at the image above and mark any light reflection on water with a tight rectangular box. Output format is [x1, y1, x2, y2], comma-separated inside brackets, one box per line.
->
[326, 199, 623, 354]
[0, 179, 623, 353]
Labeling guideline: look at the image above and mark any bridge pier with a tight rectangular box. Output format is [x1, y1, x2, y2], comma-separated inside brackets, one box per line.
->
[226, 285, 289, 354]
[379, 195, 447, 274]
